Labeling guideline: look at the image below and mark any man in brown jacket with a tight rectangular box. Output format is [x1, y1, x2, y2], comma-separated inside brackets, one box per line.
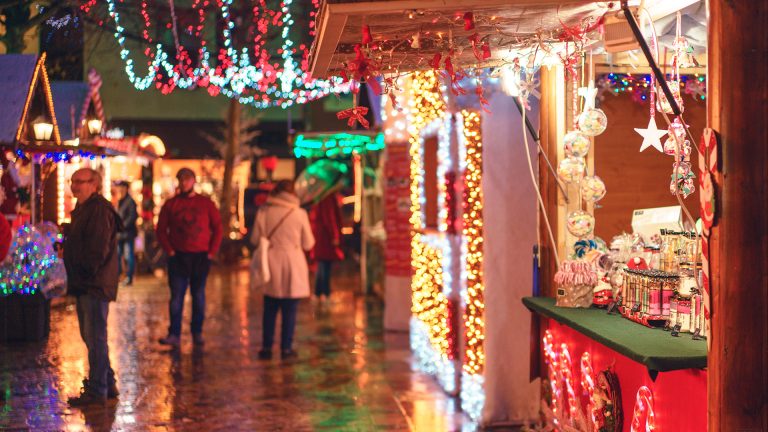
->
[63, 168, 121, 406]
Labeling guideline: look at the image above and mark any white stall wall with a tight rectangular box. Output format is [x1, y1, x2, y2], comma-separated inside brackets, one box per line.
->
[481, 92, 540, 425]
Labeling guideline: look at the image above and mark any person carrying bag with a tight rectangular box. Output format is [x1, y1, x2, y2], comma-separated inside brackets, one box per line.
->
[249, 180, 315, 361]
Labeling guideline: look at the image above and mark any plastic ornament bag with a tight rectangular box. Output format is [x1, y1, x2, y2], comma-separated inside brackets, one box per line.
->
[567, 210, 595, 237]
[663, 136, 692, 157]
[557, 157, 586, 184]
[670, 167, 696, 198]
[577, 108, 608, 136]
[563, 130, 591, 157]
[657, 81, 684, 114]
[580, 175, 607, 202]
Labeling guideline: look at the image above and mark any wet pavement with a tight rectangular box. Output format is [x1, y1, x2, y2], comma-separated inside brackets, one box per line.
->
[0, 264, 473, 431]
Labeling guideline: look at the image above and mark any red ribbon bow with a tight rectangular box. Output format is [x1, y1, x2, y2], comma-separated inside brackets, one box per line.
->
[463, 12, 475, 31]
[337, 106, 370, 129]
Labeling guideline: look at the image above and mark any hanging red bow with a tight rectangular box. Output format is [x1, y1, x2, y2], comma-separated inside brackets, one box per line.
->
[430, 53, 442, 71]
[443, 56, 466, 95]
[345, 44, 382, 95]
[463, 12, 475, 31]
[362, 24, 372, 45]
[337, 106, 370, 129]
[475, 85, 490, 113]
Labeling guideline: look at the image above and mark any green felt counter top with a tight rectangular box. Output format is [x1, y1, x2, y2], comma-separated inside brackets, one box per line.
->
[522, 297, 707, 372]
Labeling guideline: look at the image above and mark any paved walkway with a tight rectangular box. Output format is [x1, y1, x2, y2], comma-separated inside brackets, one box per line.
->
[0, 264, 472, 431]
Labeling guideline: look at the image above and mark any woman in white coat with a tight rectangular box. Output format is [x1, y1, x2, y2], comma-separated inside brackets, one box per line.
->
[251, 180, 315, 360]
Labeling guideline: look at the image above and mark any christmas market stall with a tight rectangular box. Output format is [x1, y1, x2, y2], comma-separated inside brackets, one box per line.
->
[303, 0, 766, 430]
[0, 53, 64, 342]
[292, 131, 386, 295]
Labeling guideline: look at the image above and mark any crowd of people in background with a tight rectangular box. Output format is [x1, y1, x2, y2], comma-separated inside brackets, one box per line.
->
[59, 167, 343, 407]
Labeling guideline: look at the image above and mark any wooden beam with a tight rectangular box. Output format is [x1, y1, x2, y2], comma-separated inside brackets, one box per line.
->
[707, 1, 768, 430]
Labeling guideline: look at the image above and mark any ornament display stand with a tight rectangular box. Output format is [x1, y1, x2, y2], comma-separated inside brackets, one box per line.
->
[0, 291, 51, 343]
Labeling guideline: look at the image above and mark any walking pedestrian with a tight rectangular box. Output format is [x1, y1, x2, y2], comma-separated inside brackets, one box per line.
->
[156, 168, 222, 347]
[114, 180, 138, 286]
[310, 192, 344, 304]
[251, 180, 315, 360]
[63, 168, 121, 406]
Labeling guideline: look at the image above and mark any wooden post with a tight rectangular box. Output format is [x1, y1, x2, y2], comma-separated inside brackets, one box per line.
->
[707, 1, 768, 430]
[220, 98, 241, 240]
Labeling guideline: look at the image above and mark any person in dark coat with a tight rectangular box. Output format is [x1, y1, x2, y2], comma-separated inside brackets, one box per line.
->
[310, 192, 344, 303]
[114, 180, 138, 286]
[63, 168, 122, 406]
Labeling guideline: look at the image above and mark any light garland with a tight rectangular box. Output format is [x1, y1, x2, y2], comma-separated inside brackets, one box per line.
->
[0, 224, 61, 296]
[56, 162, 66, 224]
[460, 110, 485, 376]
[410, 317, 457, 393]
[597, 73, 706, 103]
[408, 71, 458, 392]
[461, 371, 485, 421]
[631, 386, 656, 432]
[580, 352, 598, 427]
[87, 0, 345, 109]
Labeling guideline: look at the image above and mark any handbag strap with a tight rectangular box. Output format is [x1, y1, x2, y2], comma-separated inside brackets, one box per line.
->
[266, 208, 294, 240]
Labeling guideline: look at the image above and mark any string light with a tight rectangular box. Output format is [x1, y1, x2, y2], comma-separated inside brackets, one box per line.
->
[580, 352, 598, 427]
[631, 386, 656, 432]
[0, 224, 61, 296]
[410, 317, 457, 393]
[408, 71, 457, 392]
[598, 73, 706, 102]
[17, 53, 60, 144]
[90, 0, 345, 108]
[460, 110, 485, 377]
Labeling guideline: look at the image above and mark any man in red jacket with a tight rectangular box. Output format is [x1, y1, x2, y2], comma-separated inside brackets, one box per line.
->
[156, 168, 223, 346]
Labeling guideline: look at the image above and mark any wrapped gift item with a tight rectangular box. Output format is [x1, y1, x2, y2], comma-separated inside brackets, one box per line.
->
[554, 260, 598, 308]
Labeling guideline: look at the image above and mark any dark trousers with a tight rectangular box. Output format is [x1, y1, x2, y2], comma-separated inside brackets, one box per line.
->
[262, 296, 300, 351]
[118, 238, 135, 282]
[315, 260, 333, 297]
[167, 252, 211, 336]
[76, 293, 115, 396]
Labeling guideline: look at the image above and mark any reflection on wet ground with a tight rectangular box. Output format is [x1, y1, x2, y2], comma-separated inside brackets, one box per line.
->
[1, 264, 473, 431]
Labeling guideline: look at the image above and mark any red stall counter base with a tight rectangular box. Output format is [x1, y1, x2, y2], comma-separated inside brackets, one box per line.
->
[524, 297, 707, 432]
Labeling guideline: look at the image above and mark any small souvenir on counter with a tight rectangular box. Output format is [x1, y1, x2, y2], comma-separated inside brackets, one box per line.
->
[563, 130, 591, 158]
[578, 108, 608, 136]
[593, 273, 614, 307]
[557, 156, 586, 184]
[580, 175, 607, 202]
[554, 260, 598, 308]
[626, 256, 648, 271]
[567, 210, 595, 238]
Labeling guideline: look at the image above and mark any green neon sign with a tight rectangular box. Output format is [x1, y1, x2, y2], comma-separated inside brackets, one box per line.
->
[293, 132, 384, 158]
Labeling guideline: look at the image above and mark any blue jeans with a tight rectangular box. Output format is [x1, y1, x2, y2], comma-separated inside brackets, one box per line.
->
[315, 260, 333, 297]
[262, 296, 300, 351]
[118, 238, 135, 282]
[167, 252, 211, 336]
[76, 293, 115, 397]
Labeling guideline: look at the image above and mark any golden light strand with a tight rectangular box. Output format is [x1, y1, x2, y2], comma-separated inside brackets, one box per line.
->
[461, 110, 485, 375]
[408, 71, 454, 358]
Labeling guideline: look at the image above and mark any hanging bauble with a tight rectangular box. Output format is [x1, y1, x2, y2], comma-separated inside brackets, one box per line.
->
[563, 130, 591, 158]
[580, 176, 607, 202]
[567, 210, 596, 237]
[577, 108, 608, 136]
[670, 169, 696, 199]
[557, 157, 586, 184]
[663, 137, 692, 157]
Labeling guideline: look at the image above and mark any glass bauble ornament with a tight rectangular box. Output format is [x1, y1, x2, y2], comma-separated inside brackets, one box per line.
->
[563, 130, 591, 157]
[577, 108, 608, 136]
[557, 157, 586, 184]
[580, 176, 607, 202]
[567, 210, 595, 237]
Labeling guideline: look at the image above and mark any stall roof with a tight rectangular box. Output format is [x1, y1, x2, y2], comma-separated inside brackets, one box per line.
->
[51, 82, 89, 141]
[0, 55, 43, 145]
[309, 0, 607, 78]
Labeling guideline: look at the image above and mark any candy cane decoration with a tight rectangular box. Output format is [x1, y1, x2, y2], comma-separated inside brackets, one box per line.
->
[543, 331, 563, 426]
[559, 344, 580, 422]
[630, 386, 656, 432]
[580, 352, 597, 430]
[698, 128, 717, 344]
